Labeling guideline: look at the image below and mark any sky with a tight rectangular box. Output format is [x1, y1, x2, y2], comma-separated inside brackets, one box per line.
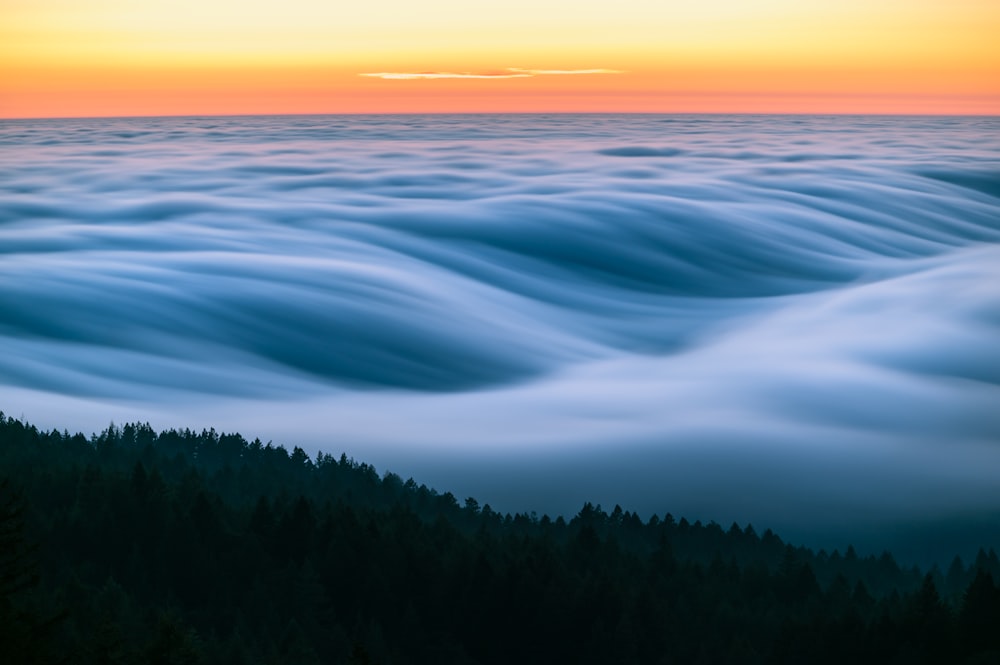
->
[1, 0, 999, 117]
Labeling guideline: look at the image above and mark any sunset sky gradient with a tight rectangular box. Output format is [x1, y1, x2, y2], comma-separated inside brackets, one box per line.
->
[2, 0, 999, 117]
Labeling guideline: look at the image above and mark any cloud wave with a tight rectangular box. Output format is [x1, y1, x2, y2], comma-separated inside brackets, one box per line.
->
[1, 114, 998, 552]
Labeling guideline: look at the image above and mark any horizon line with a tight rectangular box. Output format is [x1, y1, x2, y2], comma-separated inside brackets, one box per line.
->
[4, 110, 999, 122]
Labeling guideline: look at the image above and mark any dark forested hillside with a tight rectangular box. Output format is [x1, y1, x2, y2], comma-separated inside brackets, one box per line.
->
[1, 412, 998, 664]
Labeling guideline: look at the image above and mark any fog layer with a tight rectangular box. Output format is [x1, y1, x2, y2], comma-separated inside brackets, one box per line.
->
[2, 114, 999, 553]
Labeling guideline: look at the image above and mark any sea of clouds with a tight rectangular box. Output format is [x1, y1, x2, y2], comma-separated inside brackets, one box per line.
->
[2, 114, 998, 557]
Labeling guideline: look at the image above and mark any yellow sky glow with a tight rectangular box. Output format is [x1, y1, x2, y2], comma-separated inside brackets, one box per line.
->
[2, 0, 998, 117]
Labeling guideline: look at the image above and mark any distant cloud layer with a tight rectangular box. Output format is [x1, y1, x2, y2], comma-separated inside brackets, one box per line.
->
[360, 67, 622, 80]
[1, 114, 998, 555]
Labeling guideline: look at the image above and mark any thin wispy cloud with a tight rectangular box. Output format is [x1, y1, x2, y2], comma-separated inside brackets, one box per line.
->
[360, 72, 531, 80]
[507, 68, 622, 75]
[360, 68, 623, 80]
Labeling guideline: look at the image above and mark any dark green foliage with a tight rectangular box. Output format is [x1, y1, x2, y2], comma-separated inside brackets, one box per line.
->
[1, 412, 999, 664]
[0, 478, 67, 664]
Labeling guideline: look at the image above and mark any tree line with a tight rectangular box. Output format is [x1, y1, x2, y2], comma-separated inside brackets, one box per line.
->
[1, 412, 998, 664]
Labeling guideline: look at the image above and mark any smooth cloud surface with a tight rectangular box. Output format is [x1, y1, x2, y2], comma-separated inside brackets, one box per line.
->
[1, 114, 998, 557]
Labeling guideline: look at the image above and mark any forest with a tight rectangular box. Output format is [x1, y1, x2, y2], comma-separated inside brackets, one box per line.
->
[1, 411, 999, 664]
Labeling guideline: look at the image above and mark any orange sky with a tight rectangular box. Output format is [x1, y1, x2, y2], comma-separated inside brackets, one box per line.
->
[2, 0, 999, 117]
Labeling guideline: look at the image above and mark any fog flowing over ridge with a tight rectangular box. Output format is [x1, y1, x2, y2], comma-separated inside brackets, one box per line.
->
[2, 114, 999, 556]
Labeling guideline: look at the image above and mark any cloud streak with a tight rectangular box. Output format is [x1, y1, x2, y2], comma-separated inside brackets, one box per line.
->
[360, 67, 623, 80]
[507, 68, 623, 75]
